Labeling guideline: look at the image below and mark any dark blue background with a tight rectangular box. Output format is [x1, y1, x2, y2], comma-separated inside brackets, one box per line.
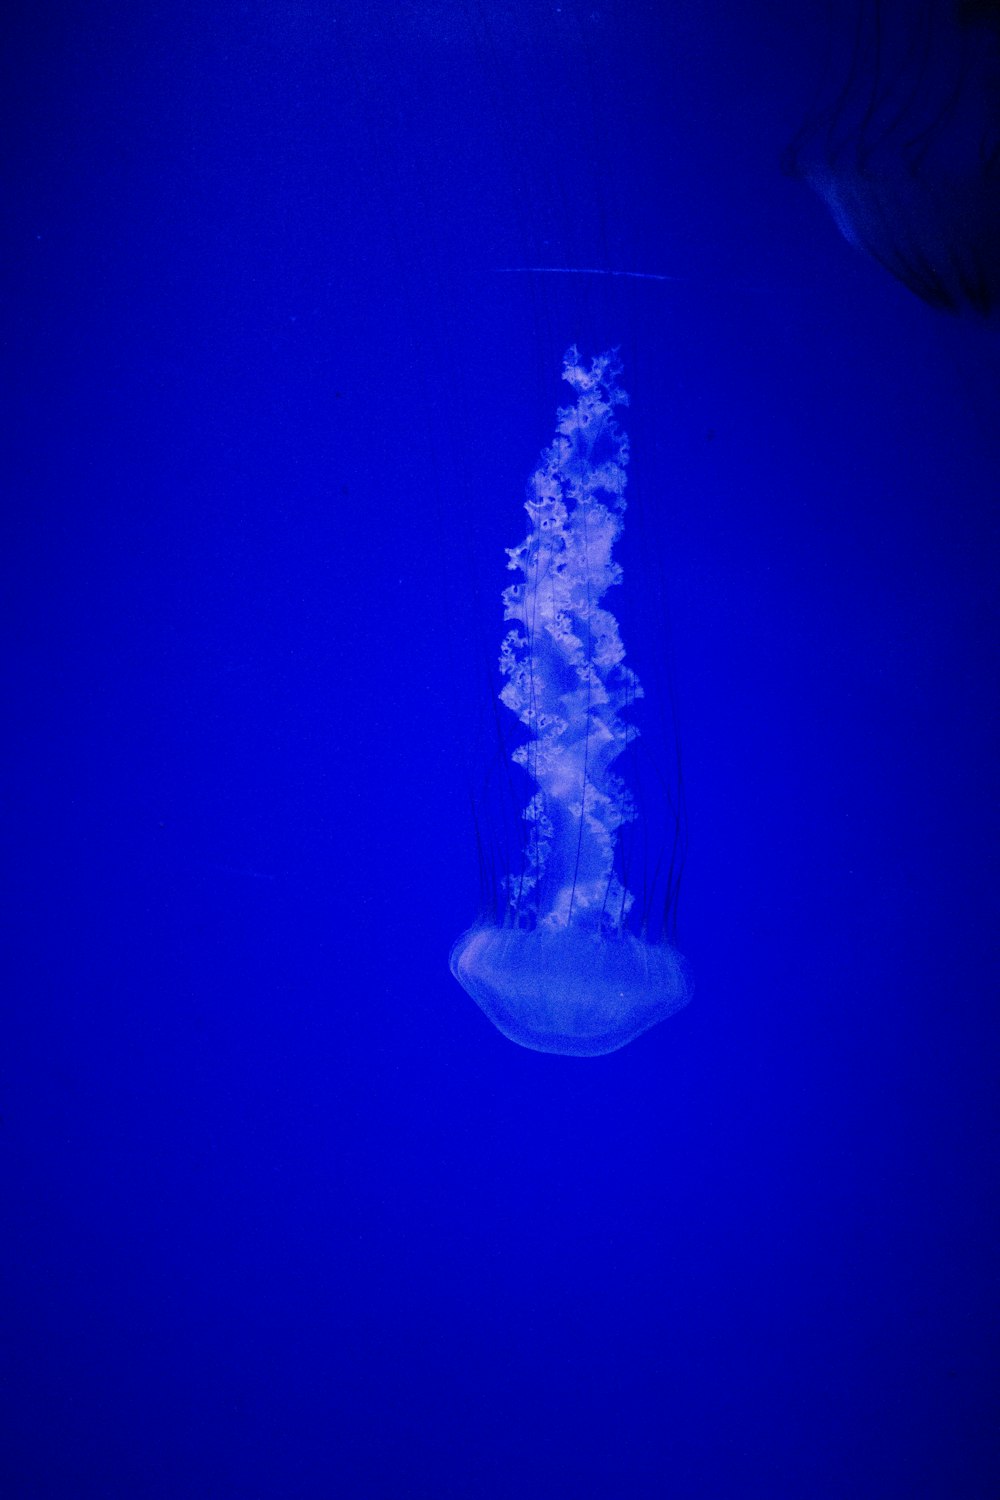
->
[4, 2, 998, 1495]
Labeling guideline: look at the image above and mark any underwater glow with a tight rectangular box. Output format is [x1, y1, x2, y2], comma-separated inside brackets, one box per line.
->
[450, 348, 690, 1057]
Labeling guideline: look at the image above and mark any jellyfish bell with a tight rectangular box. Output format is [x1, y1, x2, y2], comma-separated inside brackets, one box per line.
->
[450, 347, 691, 1057]
[786, 0, 1000, 317]
[450, 925, 689, 1059]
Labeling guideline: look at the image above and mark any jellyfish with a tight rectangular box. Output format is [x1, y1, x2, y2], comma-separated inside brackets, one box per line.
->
[449, 348, 690, 1057]
[785, 0, 1000, 317]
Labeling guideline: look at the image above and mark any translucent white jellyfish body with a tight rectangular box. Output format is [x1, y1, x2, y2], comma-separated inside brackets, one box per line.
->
[450, 348, 690, 1057]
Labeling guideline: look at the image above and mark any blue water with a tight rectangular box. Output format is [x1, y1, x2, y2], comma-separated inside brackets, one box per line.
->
[4, 2, 998, 1495]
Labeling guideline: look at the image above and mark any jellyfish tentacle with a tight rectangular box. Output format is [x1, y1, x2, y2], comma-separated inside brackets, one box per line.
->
[499, 347, 636, 936]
